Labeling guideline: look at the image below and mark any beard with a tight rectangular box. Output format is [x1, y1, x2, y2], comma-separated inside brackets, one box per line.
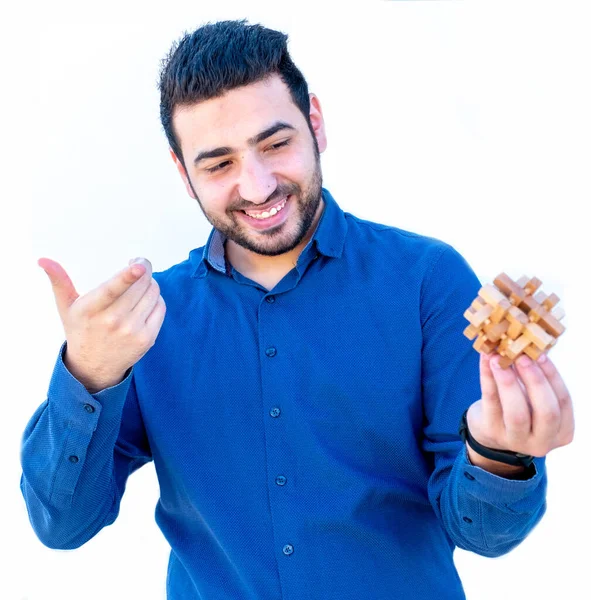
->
[189, 155, 324, 258]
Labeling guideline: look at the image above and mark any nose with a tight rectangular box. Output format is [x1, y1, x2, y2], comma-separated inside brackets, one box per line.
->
[236, 152, 277, 205]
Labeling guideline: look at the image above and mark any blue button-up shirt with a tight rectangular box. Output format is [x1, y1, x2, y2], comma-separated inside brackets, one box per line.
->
[21, 188, 547, 599]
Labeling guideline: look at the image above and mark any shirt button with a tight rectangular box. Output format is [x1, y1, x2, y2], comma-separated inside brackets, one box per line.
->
[265, 295, 275, 303]
[282, 544, 294, 556]
[69, 455, 79, 463]
[275, 475, 287, 486]
[270, 407, 281, 418]
[83, 403, 95, 413]
[464, 472, 475, 481]
[265, 347, 277, 357]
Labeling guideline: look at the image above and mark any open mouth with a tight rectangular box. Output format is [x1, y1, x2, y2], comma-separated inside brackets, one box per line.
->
[238, 195, 291, 229]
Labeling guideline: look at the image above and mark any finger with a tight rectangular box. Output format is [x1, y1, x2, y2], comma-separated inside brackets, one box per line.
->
[145, 295, 167, 334]
[128, 277, 162, 324]
[38, 257, 80, 319]
[537, 354, 574, 447]
[479, 352, 503, 423]
[514, 354, 561, 443]
[109, 262, 158, 317]
[84, 258, 152, 314]
[537, 354, 571, 411]
[489, 354, 532, 442]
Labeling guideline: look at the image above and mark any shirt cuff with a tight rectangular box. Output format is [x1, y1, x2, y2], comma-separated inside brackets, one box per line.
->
[456, 445, 547, 506]
[48, 340, 134, 429]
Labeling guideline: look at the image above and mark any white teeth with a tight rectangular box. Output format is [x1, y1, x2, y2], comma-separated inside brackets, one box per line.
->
[245, 197, 288, 219]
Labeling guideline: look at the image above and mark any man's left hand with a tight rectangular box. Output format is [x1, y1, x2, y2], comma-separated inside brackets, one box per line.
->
[466, 352, 575, 462]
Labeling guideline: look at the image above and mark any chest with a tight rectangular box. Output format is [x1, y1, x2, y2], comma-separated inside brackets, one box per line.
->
[139, 276, 426, 488]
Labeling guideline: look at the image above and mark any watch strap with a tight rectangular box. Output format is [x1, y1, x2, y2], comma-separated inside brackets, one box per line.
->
[459, 409, 535, 468]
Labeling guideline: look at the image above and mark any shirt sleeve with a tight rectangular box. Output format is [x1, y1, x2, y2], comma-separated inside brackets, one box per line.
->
[20, 340, 152, 550]
[420, 244, 547, 557]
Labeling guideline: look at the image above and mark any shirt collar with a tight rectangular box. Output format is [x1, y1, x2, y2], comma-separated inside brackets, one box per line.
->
[190, 187, 347, 279]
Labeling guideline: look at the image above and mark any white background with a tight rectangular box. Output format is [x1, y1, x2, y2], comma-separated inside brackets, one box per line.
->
[3, 1, 590, 598]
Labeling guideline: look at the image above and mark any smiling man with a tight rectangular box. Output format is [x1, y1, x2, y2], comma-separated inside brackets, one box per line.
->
[170, 71, 326, 290]
[21, 19, 573, 600]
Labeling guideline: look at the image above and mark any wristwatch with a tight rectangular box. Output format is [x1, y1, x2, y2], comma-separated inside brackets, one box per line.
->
[459, 409, 535, 468]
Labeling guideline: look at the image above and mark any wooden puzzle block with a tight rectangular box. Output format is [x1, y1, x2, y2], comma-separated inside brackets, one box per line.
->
[504, 334, 531, 359]
[523, 322, 555, 349]
[463, 303, 494, 328]
[523, 344, 545, 361]
[473, 335, 497, 354]
[482, 319, 510, 343]
[463, 273, 566, 368]
[505, 305, 529, 339]
[463, 323, 480, 340]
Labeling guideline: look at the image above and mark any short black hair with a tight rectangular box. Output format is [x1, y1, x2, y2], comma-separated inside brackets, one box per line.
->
[158, 19, 314, 167]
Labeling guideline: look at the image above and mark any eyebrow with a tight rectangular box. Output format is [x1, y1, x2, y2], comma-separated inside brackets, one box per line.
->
[193, 121, 296, 166]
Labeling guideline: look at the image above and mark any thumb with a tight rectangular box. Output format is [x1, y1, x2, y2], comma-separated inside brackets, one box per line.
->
[38, 257, 80, 317]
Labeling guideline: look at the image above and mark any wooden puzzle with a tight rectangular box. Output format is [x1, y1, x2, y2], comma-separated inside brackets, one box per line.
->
[463, 273, 566, 369]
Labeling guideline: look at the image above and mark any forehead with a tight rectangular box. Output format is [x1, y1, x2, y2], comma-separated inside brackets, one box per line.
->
[173, 74, 302, 154]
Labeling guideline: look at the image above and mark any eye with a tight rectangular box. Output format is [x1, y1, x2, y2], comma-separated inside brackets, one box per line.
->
[268, 139, 291, 151]
[204, 140, 291, 174]
[205, 161, 231, 174]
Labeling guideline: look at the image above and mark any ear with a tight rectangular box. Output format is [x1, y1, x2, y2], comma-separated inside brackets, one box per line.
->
[308, 93, 327, 154]
[170, 148, 197, 199]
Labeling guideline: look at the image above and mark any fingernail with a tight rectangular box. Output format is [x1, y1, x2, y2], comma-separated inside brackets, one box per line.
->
[491, 357, 501, 369]
[518, 355, 532, 367]
[129, 257, 142, 265]
[538, 353, 547, 363]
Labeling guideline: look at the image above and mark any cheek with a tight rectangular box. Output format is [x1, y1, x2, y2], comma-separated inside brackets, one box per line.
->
[193, 178, 231, 211]
[277, 155, 312, 186]
[289, 150, 311, 171]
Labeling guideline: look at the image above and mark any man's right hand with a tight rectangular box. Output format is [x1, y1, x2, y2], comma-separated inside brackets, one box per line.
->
[38, 257, 167, 393]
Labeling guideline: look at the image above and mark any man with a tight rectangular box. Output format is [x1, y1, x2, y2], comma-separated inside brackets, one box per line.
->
[21, 19, 574, 600]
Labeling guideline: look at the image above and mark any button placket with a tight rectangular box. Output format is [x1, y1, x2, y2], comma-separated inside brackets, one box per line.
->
[260, 296, 298, 578]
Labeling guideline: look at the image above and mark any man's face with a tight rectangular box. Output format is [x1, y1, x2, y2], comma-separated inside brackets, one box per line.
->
[171, 74, 327, 257]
